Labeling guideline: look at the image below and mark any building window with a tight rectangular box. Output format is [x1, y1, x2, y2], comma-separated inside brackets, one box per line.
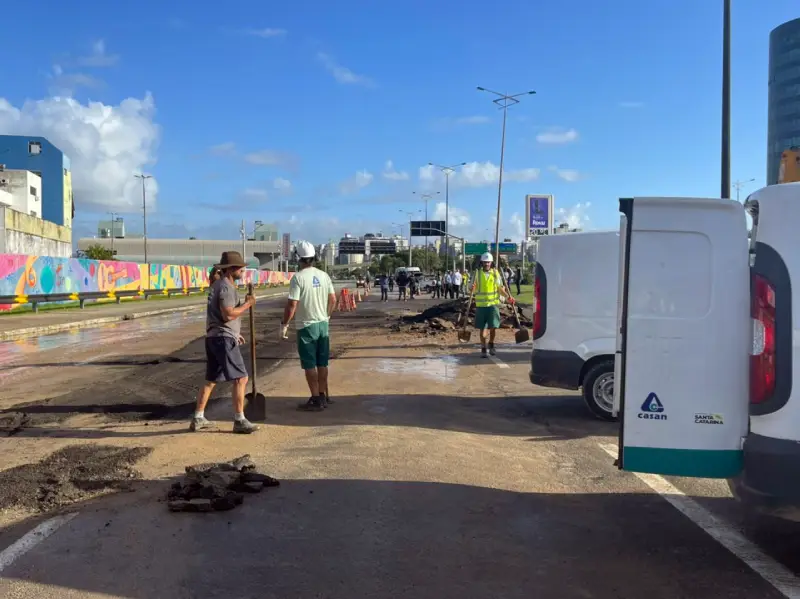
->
[30, 186, 37, 197]
[28, 141, 41, 156]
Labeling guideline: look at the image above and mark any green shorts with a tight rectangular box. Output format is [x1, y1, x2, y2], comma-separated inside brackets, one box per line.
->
[297, 321, 330, 370]
[474, 305, 501, 330]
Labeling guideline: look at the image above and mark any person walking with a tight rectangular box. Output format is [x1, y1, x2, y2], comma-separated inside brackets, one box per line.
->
[515, 266, 522, 295]
[452, 269, 463, 299]
[281, 241, 337, 412]
[444, 270, 453, 299]
[409, 273, 418, 299]
[432, 272, 441, 299]
[471, 252, 515, 358]
[190, 251, 259, 434]
[378, 272, 389, 302]
[388, 274, 395, 293]
[396, 269, 409, 301]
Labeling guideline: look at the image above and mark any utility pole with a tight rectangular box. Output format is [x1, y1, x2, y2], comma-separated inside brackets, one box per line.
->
[429, 162, 465, 271]
[107, 211, 116, 256]
[721, 0, 731, 199]
[477, 86, 536, 265]
[134, 174, 153, 264]
[412, 190, 440, 273]
[733, 178, 755, 202]
[240, 219, 247, 266]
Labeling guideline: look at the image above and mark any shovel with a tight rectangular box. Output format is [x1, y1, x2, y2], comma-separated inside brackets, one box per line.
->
[457, 274, 476, 343]
[244, 283, 267, 421]
[498, 267, 530, 344]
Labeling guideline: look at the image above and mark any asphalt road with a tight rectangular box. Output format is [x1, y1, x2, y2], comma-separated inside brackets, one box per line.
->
[0, 293, 798, 598]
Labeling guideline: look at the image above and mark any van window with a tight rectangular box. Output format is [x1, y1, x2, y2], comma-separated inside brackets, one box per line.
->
[628, 231, 712, 319]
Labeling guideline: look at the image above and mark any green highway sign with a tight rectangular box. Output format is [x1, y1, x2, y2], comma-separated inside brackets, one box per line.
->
[465, 242, 518, 255]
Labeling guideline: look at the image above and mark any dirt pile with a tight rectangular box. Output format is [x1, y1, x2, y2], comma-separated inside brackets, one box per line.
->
[167, 454, 279, 513]
[392, 298, 532, 335]
[0, 445, 152, 512]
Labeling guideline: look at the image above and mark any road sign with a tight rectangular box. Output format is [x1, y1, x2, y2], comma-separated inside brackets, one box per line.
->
[410, 220, 446, 237]
[368, 241, 397, 255]
[465, 242, 518, 256]
[282, 232, 291, 259]
[338, 241, 366, 255]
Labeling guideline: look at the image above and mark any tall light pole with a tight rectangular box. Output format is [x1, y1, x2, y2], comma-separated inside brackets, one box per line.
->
[721, 0, 731, 199]
[134, 174, 153, 264]
[429, 162, 466, 271]
[733, 178, 755, 202]
[477, 86, 536, 265]
[399, 209, 422, 268]
[107, 211, 117, 255]
[412, 190, 440, 272]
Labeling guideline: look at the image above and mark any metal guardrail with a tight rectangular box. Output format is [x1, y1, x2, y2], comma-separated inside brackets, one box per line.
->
[0, 283, 278, 312]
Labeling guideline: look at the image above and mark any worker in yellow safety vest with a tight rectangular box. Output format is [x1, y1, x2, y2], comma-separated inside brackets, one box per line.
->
[470, 252, 515, 357]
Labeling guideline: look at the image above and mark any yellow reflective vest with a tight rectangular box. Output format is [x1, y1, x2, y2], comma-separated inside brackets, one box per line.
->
[474, 268, 501, 307]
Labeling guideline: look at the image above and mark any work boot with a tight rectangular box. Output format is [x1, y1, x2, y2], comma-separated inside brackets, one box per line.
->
[297, 396, 325, 412]
[489, 345, 497, 356]
[481, 347, 488, 358]
[189, 416, 215, 432]
[233, 418, 259, 434]
[320, 392, 334, 407]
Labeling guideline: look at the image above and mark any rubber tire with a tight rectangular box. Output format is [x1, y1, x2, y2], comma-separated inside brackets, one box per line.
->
[581, 361, 618, 422]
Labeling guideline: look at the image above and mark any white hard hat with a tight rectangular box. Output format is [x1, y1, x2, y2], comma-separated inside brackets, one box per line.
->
[480, 252, 494, 263]
[295, 240, 316, 259]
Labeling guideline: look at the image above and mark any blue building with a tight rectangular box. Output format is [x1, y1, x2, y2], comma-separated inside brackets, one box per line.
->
[768, 18, 800, 185]
[0, 135, 73, 228]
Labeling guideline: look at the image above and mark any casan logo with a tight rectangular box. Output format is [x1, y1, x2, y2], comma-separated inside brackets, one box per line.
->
[638, 393, 667, 420]
[695, 413, 724, 425]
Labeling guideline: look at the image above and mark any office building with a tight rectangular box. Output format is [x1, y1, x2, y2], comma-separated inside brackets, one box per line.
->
[0, 136, 73, 227]
[768, 17, 800, 184]
[0, 169, 42, 218]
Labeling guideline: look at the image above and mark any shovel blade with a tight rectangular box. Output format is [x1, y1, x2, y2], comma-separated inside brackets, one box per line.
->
[458, 330, 472, 343]
[245, 392, 267, 422]
[514, 328, 530, 344]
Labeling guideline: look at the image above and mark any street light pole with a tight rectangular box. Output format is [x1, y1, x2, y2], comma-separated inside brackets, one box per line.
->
[398, 209, 422, 268]
[412, 191, 440, 273]
[733, 178, 756, 202]
[107, 211, 116, 256]
[477, 87, 536, 265]
[721, 0, 731, 199]
[134, 174, 153, 264]
[429, 162, 466, 271]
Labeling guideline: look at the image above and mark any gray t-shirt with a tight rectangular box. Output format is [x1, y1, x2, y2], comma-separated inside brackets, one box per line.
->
[206, 278, 242, 339]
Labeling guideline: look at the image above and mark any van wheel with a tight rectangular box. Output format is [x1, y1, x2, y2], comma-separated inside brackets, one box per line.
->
[582, 361, 618, 422]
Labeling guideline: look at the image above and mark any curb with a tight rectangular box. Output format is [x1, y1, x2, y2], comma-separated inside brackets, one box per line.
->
[0, 291, 289, 342]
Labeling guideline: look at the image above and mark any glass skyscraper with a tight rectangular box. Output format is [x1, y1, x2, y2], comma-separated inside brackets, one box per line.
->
[768, 18, 800, 184]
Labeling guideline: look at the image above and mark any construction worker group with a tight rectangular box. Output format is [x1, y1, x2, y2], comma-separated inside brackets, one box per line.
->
[190, 244, 517, 432]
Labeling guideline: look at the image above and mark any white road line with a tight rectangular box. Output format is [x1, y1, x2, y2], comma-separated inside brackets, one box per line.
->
[488, 355, 509, 369]
[598, 443, 800, 599]
[0, 513, 78, 573]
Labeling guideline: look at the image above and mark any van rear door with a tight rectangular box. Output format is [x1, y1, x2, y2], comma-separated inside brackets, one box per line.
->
[616, 196, 750, 478]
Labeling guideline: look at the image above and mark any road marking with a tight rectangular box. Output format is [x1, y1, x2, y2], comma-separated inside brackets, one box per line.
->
[598, 443, 800, 599]
[0, 513, 78, 573]
[488, 355, 509, 369]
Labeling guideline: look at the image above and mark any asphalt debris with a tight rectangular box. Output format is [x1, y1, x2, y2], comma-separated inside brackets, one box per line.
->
[0, 444, 152, 513]
[167, 454, 280, 513]
[392, 298, 532, 335]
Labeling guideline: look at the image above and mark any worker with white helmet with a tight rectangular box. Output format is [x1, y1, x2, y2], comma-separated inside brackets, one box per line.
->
[281, 240, 337, 411]
[470, 252, 515, 357]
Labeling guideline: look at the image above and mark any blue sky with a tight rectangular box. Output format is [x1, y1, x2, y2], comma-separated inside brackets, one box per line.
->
[0, 0, 797, 244]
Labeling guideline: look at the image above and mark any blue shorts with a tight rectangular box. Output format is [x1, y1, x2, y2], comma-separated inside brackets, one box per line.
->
[205, 336, 248, 382]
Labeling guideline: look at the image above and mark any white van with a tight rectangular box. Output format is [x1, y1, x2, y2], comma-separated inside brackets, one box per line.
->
[530, 231, 620, 420]
[613, 185, 800, 520]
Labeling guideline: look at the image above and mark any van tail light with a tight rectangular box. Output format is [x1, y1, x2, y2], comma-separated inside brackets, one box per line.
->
[533, 275, 543, 337]
[751, 274, 776, 404]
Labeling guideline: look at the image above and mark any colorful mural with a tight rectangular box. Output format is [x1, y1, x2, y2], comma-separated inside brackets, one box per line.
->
[0, 253, 293, 311]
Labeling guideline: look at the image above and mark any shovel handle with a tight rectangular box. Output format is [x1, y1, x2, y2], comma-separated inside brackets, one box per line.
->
[497, 267, 523, 328]
[247, 283, 256, 395]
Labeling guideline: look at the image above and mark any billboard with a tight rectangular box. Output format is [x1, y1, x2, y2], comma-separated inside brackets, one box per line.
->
[368, 241, 397, 255]
[338, 241, 366, 255]
[410, 220, 446, 237]
[525, 195, 554, 236]
[282, 233, 291, 260]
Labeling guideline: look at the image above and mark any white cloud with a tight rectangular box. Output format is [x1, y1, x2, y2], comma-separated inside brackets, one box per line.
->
[432, 201, 471, 227]
[510, 212, 525, 239]
[536, 127, 579, 145]
[557, 202, 592, 229]
[419, 161, 540, 189]
[339, 169, 373, 194]
[273, 177, 292, 190]
[245, 28, 287, 38]
[382, 160, 409, 181]
[243, 149, 293, 167]
[48, 66, 103, 95]
[618, 101, 644, 108]
[77, 39, 119, 68]
[316, 52, 374, 87]
[548, 166, 583, 182]
[0, 93, 160, 213]
[209, 141, 236, 156]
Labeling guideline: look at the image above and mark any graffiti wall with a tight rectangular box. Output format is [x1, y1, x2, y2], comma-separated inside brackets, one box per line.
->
[0, 253, 292, 311]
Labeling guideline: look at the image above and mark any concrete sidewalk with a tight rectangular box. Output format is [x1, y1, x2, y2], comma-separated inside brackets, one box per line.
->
[0, 288, 289, 341]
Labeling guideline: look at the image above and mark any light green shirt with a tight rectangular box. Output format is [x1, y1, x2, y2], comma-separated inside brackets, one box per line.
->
[288, 267, 335, 330]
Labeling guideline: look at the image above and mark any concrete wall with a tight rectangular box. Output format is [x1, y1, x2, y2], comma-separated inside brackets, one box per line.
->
[0, 205, 72, 258]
